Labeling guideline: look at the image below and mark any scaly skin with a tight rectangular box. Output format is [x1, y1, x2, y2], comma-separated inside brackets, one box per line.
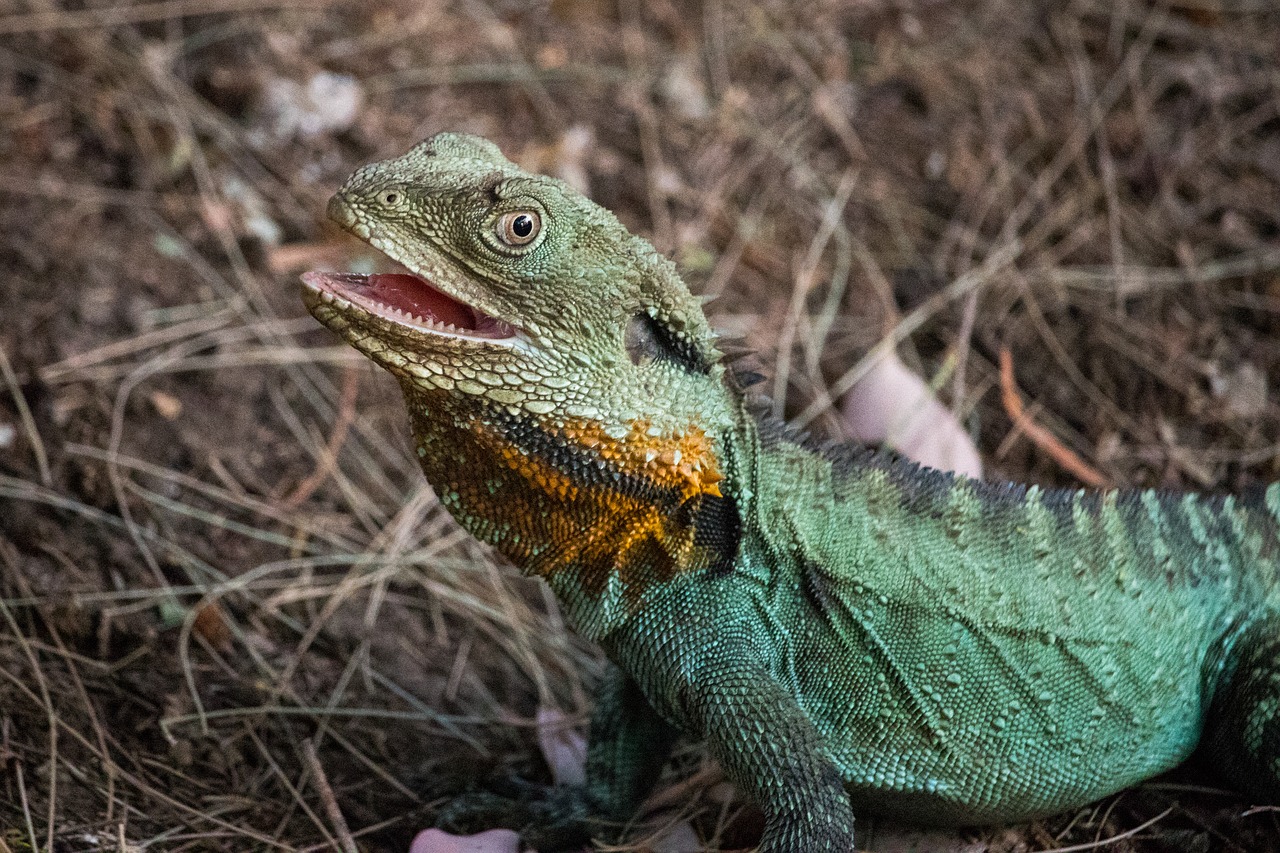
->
[302, 133, 1280, 851]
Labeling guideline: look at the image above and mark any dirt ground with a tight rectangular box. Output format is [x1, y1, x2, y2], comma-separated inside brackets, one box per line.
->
[2, 0, 1280, 850]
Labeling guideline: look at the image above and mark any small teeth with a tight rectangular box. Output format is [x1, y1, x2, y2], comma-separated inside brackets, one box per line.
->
[384, 303, 456, 331]
[308, 275, 516, 343]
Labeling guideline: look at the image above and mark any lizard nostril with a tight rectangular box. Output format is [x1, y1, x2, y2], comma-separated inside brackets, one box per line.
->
[327, 193, 357, 228]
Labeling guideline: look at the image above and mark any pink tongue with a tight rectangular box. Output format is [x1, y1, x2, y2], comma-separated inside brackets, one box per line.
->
[366, 273, 477, 329]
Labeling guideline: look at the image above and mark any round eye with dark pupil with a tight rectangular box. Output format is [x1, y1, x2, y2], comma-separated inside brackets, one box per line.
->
[496, 210, 541, 247]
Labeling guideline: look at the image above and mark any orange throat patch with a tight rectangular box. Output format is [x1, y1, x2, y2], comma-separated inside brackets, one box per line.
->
[415, 408, 741, 606]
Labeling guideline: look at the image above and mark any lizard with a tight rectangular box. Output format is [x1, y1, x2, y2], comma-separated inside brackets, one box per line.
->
[301, 132, 1280, 852]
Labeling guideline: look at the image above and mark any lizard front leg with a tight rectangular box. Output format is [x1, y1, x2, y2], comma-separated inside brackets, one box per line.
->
[699, 672, 856, 851]
[438, 664, 679, 850]
[632, 641, 857, 853]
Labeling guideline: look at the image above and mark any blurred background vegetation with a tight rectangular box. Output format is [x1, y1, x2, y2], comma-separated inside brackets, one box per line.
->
[1, 0, 1279, 850]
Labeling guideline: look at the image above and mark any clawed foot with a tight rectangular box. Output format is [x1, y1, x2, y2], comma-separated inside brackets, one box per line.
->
[435, 776, 612, 852]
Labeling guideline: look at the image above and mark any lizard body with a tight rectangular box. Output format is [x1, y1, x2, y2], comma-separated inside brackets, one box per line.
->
[303, 133, 1280, 851]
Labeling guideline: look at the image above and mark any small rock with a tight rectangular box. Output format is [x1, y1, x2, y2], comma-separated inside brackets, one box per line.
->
[1209, 362, 1267, 419]
[408, 828, 521, 853]
[258, 71, 364, 140]
[221, 174, 282, 245]
[661, 55, 710, 121]
[149, 390, 183, 421]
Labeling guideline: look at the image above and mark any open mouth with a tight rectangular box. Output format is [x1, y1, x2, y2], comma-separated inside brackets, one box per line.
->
[301, 269, 517, 341]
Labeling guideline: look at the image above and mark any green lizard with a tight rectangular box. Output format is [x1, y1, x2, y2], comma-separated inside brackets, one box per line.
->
[302, 133, 1280, 851]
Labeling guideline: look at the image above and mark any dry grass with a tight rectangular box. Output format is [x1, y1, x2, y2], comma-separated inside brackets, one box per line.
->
[1, 0, 1279, 850]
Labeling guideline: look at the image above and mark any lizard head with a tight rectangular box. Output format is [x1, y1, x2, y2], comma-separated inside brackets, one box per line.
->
[302, 132, 737, 437]
[303, 134, 745, 611]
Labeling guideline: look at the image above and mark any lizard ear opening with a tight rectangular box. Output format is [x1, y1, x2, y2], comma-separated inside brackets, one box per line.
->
[624, 312, 709, 374]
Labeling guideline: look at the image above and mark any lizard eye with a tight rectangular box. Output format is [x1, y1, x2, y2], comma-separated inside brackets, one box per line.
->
[380, 189, 404, 206]
[495, 211, 541, 247]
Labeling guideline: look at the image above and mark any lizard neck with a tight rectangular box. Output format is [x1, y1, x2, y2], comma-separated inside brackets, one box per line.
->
[402, 383, 745, 640]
